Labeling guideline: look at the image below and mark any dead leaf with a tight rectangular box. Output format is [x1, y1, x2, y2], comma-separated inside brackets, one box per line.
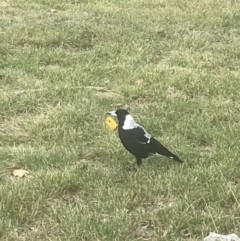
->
[136, 79, 144, 85]
[86, 86, 121, 98]
[12, 169, 29, 178]
[96, 92, 121, 97]
[132, 95, 155, 109]
[166, 86, 182, 98]
[201, 146, 211, 152]
[139, 220, 153, 229]
[13, 88, 47, 95]
[0, 1, 9, 7]
[200, 146, 213, 156]
[55, 101, 61, 108]
[86, 86, 107, 92]
[136, 219, 155, 240]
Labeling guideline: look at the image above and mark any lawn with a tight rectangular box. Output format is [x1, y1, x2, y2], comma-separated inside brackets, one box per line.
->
[1, 0, 240, 240]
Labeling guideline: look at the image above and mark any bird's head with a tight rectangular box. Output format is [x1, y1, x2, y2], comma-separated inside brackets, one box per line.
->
[107, 109, 129, 122]
[107, 109, 136, 130]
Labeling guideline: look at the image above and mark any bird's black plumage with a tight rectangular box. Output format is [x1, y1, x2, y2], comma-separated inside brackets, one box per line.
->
[108, 109, 183, 165]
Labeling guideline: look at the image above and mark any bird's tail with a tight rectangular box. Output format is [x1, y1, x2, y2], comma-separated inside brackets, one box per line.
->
[167, 152, 183, 163]
[151, 138, 183, 163]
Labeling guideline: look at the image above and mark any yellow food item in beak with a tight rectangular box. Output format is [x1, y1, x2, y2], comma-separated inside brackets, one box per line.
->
[105, 115, 118, 130]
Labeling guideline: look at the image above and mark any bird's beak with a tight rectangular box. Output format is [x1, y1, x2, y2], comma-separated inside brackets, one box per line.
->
[107, 110, 117, 117]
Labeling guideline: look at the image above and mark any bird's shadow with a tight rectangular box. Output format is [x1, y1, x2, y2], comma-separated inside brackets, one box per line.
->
[121, 162, 139, 172]
[113, 157, 185, 188]
[145, 157, 177, 171]
[119, 156, 181, 173]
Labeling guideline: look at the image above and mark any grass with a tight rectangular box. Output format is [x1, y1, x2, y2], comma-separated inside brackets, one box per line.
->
[1, 0, 240, 240]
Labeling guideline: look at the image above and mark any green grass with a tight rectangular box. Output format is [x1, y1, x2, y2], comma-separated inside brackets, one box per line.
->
[1, 0, 240, 240]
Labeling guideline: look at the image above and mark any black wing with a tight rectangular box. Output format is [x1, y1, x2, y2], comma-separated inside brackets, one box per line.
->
[133, 126, 151, 144]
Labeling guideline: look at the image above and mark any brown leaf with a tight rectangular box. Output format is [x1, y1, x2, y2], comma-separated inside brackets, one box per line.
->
[0, 1, 9, 7]
[95, 91, 121, 97]
[136, 79, 144, 85]
[200, 146, 213, 156]
[86, 86, 121, 98]
[86, 86, 107, 92]
[166, 86, 182, 98]
[12, 169, 29, 178]
[201, 146, 211, 152]
[55, 101, 61, 108]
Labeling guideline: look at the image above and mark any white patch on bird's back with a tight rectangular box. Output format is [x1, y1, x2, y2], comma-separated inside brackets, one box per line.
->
[138, 139, 150, 144]
[139, 135, 151, 144]
[123, 114, 152, 143]
[143, 130, 151, 141]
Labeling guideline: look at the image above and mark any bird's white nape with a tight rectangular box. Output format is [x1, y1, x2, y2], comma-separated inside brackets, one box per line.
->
[122, 114, 137, 130]
[122, 115, 152, 142]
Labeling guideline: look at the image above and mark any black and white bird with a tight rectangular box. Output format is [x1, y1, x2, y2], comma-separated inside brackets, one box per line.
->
[107, 109, 183, 166]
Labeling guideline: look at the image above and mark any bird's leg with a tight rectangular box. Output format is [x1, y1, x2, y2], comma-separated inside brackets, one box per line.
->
[136, 157, 142, 166]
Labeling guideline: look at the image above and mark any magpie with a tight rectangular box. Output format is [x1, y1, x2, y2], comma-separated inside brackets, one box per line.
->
[107, 109, 183, 166]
